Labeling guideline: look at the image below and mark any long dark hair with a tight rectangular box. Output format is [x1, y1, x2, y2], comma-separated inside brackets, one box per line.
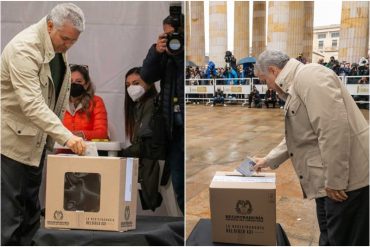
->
[70, 64, 95, 119]
[124, 67, 157, 142]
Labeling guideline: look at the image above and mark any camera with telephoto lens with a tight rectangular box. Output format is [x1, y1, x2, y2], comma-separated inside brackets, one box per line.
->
[225, 51, 233, 66]
[166, 4, 184, 54]
[224, 50, 236, 70]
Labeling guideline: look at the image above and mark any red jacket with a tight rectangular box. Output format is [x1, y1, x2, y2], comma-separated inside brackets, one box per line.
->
[63, 95, 108, 140]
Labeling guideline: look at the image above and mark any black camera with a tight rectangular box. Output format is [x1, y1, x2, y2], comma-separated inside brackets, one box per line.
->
[224, 50, 236, 69]
[166, 4, 184, 54]
[225, 51, 233, 64]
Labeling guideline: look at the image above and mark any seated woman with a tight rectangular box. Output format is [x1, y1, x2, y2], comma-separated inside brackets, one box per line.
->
[121, 67, 166, 211]
[63, 64, 108, 141]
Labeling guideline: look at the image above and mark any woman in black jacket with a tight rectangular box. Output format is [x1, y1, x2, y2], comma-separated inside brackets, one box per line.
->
[121, 67, 166, 211]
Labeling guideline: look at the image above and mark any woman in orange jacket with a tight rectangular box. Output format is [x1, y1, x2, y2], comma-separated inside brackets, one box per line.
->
[63, 64, 108, 140]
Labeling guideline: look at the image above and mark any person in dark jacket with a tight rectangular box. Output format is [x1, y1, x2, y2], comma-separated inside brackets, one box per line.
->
[121, 67, 163, 211]
[248, 86, 262, 108]
[212, 88, 226, 106]
[140, 14, 184, 213]
[265, 88, 277, 108]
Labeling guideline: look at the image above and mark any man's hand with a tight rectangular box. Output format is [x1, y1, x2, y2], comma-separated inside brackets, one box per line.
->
[253, 157, 269, 172]
[65, 135, 86, 155]
[325, 188, 348, 202]
[156, 33, 167, 53]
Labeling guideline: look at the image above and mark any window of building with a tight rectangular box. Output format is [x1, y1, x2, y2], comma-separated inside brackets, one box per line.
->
[318, 40, 324, 49]
[331, 32, 339, 38]
[318, 33, 326, 39]
[332, 39, 338, 48]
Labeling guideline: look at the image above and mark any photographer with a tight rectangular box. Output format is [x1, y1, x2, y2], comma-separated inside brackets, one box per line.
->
[140, 6, 184, 213]
[225, 50, 237, 71]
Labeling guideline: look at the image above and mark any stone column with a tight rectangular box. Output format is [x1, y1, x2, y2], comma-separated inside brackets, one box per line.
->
[209, 1, 228, 67]
[268, 1, 313, 59]
[302, 1, 314, 62]
[286, 1, 305, 58]
[338, 1, 369, 63]
[234, 1, 249, 60]
[252, 1, 266, 57]
[267, 1, 290, 53]
[188, 1, 205, 66]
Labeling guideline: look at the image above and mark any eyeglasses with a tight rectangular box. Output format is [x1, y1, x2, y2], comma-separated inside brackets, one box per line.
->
[69, 64, 89, 71]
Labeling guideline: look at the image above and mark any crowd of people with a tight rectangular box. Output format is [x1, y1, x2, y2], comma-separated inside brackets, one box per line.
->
[186, 54, 369, 84]
[318, 56, 369, 77]
[186, 53, 369, 108]
[186, 62, 255, 85]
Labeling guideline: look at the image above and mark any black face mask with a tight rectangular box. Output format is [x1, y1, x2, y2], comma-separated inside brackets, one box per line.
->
[70, 83, 86, 97]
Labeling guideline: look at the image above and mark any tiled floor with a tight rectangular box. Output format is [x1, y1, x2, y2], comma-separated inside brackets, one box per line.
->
[185, 104, 369, 245]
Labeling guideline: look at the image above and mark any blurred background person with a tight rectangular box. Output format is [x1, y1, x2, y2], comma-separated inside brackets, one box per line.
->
[265, 88, 277, 108]
[248, 85, 262, 108]
[212, 87, 226, 107]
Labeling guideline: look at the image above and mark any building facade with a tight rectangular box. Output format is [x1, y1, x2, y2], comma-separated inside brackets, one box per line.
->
[313, 24, 370, 63]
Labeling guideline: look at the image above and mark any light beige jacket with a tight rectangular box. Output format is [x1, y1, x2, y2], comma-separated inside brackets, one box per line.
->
[265, 59, 369, 199]
[1, 17, 73, 167]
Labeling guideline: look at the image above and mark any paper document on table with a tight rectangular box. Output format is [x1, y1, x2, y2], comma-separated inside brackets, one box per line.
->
[236, 157, 256, 177]
[85, 142, 99, 156]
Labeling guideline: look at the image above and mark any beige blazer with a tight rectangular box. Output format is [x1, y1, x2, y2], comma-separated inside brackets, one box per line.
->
[265, 59, 369, 199]
[1, 17, 73, 167]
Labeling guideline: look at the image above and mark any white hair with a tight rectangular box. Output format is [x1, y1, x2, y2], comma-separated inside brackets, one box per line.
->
[254, 49, 290, 74]
[47, 3, 85, 32]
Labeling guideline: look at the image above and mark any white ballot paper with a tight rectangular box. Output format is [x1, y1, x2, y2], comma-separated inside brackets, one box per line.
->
[85, 142, 99, 156]
[236, 157, 256, 177]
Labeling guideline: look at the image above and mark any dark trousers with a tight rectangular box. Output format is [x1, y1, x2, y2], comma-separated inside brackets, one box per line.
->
[315, 186, 369, 246]
[167, 121, 184, 214]
[1, 152, 45, 246]
[265, 99, 276, 108]
[213, 96, 224, 105]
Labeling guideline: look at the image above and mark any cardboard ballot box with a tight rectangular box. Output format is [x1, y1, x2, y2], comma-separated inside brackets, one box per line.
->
[209, 172, 276, 245]
[45, 155, 138, 232]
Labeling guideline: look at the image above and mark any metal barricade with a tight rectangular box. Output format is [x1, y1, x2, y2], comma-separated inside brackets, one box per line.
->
[251, 78, 268, 94]
[344, 76, 369, 104]
[338, 76, 345, 84]
[185, 78, 215, 104]
[214, 78, 251, 105]
[185, 75, 369, 106]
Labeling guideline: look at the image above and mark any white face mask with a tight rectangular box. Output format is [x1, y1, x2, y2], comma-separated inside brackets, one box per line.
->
[127, 85, 145, 102]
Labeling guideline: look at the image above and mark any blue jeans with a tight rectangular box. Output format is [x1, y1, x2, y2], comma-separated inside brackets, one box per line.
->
[213, 96, 224, 105]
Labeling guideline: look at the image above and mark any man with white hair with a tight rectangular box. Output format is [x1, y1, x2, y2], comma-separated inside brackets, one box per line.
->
[253, 49, 369, 245]
[1, 3, 86, 245]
